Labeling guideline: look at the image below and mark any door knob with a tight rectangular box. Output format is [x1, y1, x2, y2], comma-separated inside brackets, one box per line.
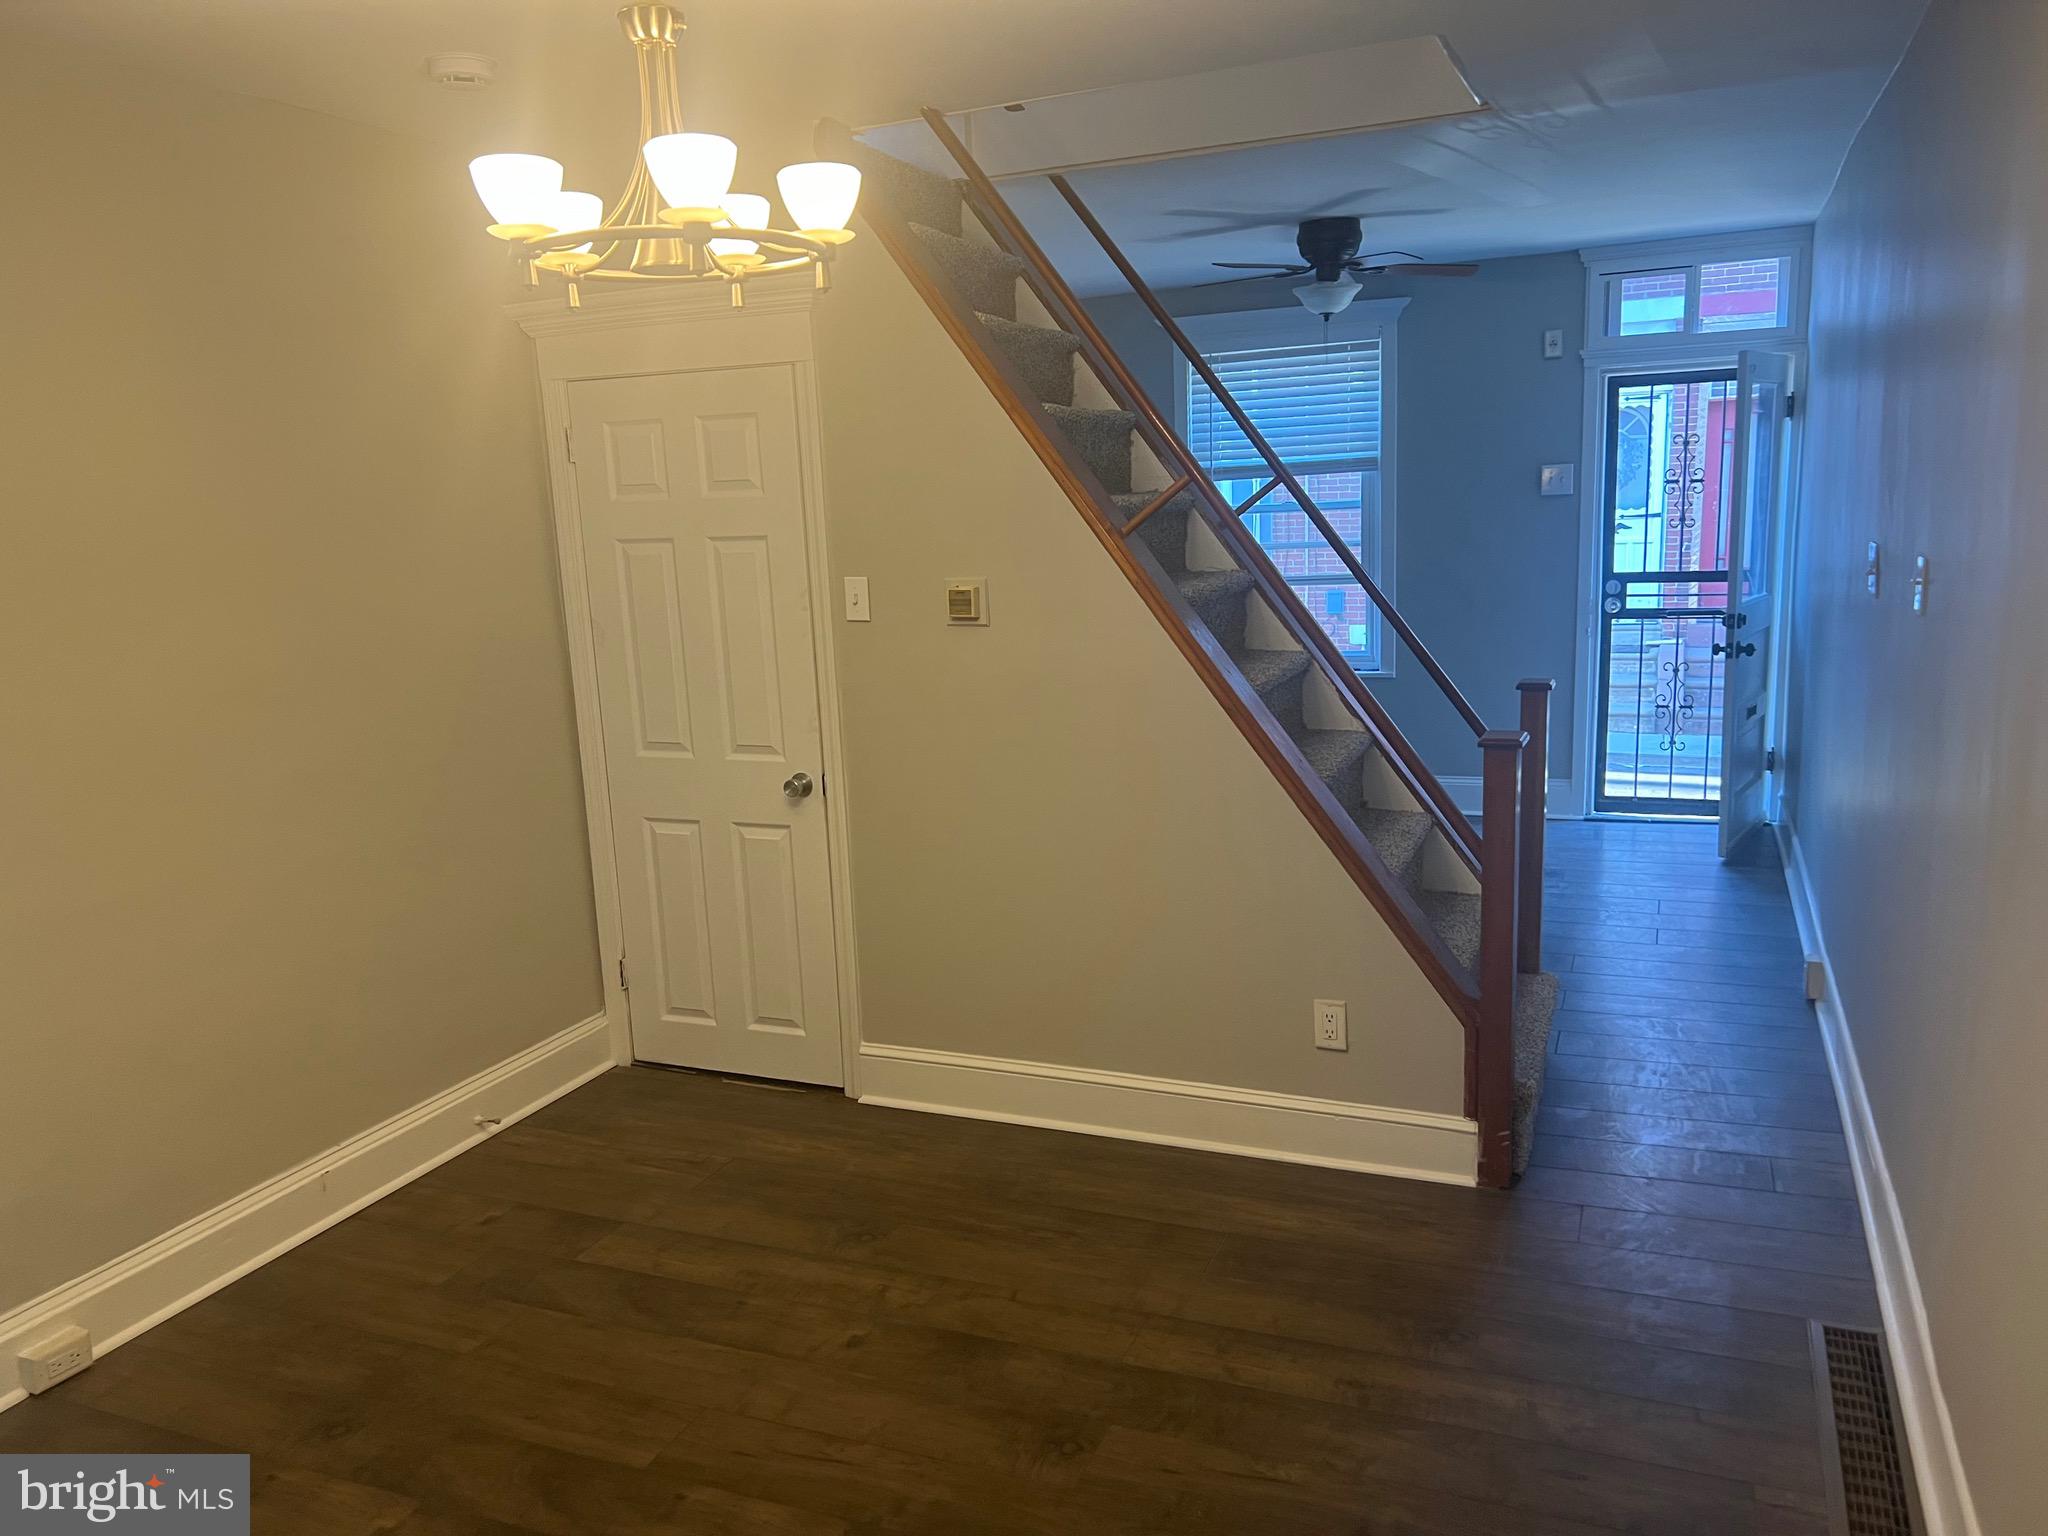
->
[782, 771, 815, 800]
[1711, 641, 1756, 658]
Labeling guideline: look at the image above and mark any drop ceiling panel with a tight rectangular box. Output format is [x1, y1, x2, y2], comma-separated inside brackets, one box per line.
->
[859, 36, 1484, 178]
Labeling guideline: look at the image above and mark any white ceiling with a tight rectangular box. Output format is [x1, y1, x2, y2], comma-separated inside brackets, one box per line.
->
[6, 0, 1926, 293]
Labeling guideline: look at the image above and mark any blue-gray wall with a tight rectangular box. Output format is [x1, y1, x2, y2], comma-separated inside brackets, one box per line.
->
[1787, 0, 2043, 1525]
[1087, 253, 1586, 787]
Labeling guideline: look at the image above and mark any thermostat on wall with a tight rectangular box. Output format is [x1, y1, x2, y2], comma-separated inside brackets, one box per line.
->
[946, 579, 988, 625]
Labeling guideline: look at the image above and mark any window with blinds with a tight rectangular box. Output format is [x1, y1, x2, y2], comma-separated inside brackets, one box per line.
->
[1186, 334, 1382, 476]
[1184, 324, 1392, 672]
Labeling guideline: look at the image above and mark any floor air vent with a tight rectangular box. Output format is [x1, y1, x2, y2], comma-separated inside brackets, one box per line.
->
[1812, 1322, 1918, 1535]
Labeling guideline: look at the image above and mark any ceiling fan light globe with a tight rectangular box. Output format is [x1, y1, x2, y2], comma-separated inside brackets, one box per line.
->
[1293, 276, 1361, 317]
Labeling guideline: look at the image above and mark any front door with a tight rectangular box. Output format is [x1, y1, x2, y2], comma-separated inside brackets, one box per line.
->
[1593, 370, 1739, 815]
[569, 365, 843, 1085]
[1717, 349, 1793, 857]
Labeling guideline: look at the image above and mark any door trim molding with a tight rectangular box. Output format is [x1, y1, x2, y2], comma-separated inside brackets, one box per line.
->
[1777, 824, 1981, 1536]
[1570, 345, 1807, 819]
[857, 1043, 1479, 1185]
[512, 282, 861, 1087]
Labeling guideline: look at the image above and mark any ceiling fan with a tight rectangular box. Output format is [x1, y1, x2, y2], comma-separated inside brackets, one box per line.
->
[1208, 215, 1475, 317]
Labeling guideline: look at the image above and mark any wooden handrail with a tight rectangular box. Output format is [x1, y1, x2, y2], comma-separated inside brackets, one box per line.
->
[914, 108, 1479, 865]
[1044, 171, 1490, 742]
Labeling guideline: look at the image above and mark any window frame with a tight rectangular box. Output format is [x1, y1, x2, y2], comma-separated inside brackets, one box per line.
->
[1581, 229, 1810, 356]
[1172, 298, 1405, 676]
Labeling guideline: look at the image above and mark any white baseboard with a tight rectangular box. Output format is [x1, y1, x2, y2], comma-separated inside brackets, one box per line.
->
[1775, 825, 1981, 1536]
[0, 1013, 614, 1414]
[856, 1043, 1477, 1185]
[1437, 775, 1578, 819]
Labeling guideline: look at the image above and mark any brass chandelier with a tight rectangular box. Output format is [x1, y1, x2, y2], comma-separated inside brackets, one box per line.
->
[467, 3, 859, 309]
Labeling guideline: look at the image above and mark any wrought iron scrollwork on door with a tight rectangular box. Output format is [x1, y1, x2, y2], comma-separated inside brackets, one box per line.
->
[1655, 651, 1696, 752]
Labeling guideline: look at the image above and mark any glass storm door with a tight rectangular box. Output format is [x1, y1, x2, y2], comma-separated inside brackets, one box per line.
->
[1594, 370, 1739, 815]
[1717, 349, 1793, 856]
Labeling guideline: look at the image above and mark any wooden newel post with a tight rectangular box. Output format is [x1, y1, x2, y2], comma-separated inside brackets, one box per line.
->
[1516, 679, 1555, 976]
[1476, 729, 1527, 1190]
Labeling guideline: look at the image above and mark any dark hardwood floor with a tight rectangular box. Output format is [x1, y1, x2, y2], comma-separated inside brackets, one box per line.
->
[0, 821, 1870, 1534]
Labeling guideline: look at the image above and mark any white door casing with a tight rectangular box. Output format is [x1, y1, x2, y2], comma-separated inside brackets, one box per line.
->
[569, 363, 844, 1083]
[1718, 348, 1793, 856]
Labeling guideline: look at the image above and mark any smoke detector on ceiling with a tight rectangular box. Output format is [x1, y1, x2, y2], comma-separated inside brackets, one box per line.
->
[425, 53, 498, 90]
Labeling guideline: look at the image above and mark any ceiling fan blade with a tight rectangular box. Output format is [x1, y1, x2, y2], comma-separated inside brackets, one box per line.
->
[1192, 271, 1297, 289]
[1210, 261, 1310, 271]
[1352, 262, 1479, 278]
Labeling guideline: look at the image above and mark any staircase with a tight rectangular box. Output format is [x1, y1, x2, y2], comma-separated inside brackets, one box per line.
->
[830, 115, 1561, 1185]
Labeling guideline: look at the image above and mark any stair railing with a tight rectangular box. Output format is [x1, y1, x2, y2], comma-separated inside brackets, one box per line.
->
[905, 109, 1551, 1186]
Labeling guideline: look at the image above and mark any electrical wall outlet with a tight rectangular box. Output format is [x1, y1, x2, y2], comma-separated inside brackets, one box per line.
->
[20, 1324, 92, 1393]
[1313, 999, 1348, 1051]
[1542, 328, 1565, 359]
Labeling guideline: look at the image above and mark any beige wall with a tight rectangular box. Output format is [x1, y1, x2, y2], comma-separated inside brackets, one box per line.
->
[0, 42, 600, 1315]
[813, 235, 1467, 1112]
[1788, 0, 2048, 1525]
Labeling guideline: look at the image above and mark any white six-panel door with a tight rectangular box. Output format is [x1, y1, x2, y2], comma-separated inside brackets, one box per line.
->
[569, 364, 842, 1084]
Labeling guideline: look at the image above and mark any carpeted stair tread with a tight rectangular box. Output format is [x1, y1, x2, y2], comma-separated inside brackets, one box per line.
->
[1410, 887, 1561, 1175]
[1294, 729, 1374, 798]
[978, 312, 1081, 406]
[1042, 404, 1138, 493]
[1174, 568, 1254, 648]
[1356, 805, 1433, 886]
[1233, 648, 1312, 696]
[1174, 568, 1255, 605]
[850, 148, 964, 236]
[1110, 489, 1200, 573]
[1513, 971, 1562, 1176]
[1417, 888, 1482, 970]
[910, 223, 1024, 319]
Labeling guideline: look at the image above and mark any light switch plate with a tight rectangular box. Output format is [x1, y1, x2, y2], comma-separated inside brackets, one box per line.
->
[1542, 328, 1565, 360]
[843, 576, 870, 622]
[1539, 463, 1575, 497]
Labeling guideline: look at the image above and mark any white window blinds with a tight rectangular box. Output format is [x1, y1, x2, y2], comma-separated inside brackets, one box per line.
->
[1186, 333, 1382, 477]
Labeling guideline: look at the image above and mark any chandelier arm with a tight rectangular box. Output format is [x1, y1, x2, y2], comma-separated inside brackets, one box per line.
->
[522, 226, 833, 261]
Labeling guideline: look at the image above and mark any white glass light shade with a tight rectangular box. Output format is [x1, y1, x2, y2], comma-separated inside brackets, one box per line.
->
[776, 161, 861, 240]
[468, 153, 564, 231]
[643, 132, 737, 218]
[1293, 276, 1361, 317]
[547, 191, 604, 253]
[709, 193, 770, 259]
